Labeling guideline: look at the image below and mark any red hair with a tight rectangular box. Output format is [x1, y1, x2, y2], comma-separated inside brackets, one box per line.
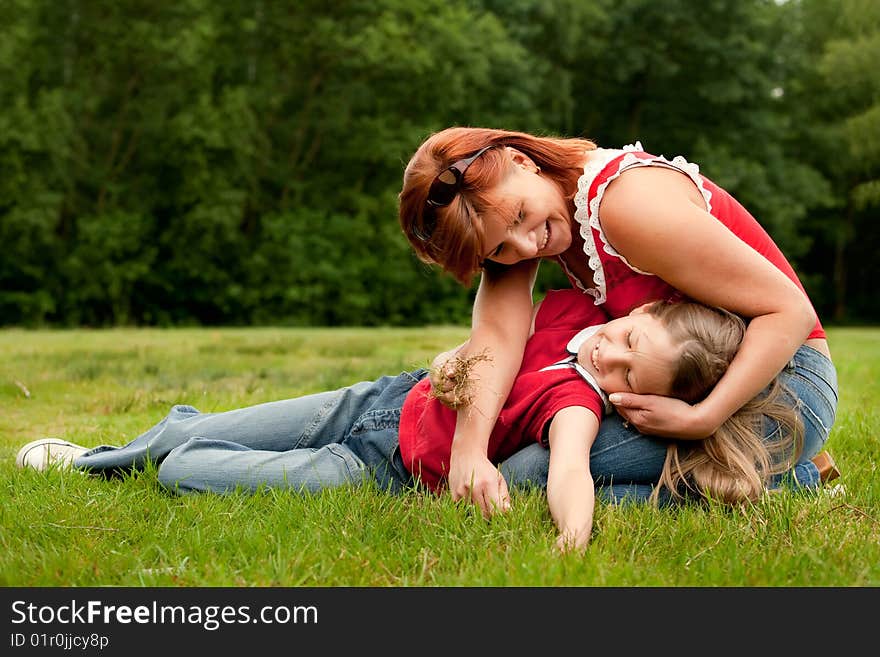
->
[398, 127, 596, 285]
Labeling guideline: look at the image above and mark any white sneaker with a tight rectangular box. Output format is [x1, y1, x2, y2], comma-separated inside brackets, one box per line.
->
[16, 438, 88, 471]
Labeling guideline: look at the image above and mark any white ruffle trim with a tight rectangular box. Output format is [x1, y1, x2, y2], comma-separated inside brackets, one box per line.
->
[572, 142, 713, 305]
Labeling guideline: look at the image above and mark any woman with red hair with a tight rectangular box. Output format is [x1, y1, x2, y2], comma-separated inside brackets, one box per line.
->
[398, 126, 839, 517]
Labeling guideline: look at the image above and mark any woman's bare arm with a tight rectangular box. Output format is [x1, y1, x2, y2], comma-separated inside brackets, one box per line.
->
[600, 167, 816, 438]
[444, 259, 538, 517]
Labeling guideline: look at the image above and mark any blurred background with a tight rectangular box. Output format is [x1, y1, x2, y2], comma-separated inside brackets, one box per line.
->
[1, 0, 877, 328]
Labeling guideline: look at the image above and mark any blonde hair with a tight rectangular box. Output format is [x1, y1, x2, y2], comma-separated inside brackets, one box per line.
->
[398, 126, 595, 285]
[645, 301, 803, 505]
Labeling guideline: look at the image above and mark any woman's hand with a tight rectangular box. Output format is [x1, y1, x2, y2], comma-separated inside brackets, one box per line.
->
[428, 353, 460, 408]
[429, 344, 492, 410]
[448, 448, 511, 518]
[609, 392, 717, 440]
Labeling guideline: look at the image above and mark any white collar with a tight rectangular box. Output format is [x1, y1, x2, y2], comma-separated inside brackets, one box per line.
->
[566, 324, 603, 355]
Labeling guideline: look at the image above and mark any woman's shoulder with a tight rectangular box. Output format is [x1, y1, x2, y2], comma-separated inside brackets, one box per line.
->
[573, 143, 666, 233]
[568, 143, 718, 296]
[601, 165, 708, 218]
[584, 144, 713, 234]
[577, 142, 648, 196]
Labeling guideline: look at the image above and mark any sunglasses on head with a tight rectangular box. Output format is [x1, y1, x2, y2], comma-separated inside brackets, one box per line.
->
[414, 145, 495, 242]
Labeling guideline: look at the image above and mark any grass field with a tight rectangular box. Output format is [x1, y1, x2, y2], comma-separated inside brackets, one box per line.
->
[1, 326, 878, 587]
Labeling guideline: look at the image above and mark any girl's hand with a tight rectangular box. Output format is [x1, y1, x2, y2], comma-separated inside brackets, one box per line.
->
[609, 393, 717, 440]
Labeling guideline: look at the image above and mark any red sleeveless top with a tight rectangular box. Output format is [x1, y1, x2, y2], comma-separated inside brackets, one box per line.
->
[559, 143, 825, 339]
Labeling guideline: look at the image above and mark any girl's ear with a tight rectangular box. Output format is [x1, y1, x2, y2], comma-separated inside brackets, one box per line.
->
[628, 302, 656, 316]
[505, 147, 539, 173]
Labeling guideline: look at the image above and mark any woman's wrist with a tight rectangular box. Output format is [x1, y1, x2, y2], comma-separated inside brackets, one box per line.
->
[450, 432, 490, 459]
[692, 399, 725, 437]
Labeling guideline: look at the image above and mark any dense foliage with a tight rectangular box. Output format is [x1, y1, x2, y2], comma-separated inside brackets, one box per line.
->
[1, 0, 877, 327]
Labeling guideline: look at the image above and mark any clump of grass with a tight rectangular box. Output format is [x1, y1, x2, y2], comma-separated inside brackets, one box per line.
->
[429, 349, 492, 410]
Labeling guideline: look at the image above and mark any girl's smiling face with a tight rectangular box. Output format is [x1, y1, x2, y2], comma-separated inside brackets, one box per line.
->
[575, 309, 681, 396]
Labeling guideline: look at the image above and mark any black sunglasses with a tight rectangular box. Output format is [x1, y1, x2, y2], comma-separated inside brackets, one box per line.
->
[414, 145, 495, 242]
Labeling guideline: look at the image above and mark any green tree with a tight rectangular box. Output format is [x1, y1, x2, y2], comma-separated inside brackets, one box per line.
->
[0, 0, 69, 323]
[785, 0, 880, 321]
[576, 0, 828, 268]
[1, 0, 875, 326]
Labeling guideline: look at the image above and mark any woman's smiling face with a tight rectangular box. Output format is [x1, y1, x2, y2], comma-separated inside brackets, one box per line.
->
[478, 150, 573, 266]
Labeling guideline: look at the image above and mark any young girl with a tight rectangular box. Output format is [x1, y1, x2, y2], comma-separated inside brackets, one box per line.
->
[398, 127, 837, 517]
[17, 292, 800, 552]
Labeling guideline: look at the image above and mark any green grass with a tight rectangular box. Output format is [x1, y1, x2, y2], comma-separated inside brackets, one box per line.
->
[1, 326, 878, 586]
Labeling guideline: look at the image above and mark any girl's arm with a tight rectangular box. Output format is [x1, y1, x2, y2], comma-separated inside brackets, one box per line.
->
[547, 406, 599, 553]
[443, 259, 539, 518]
[600, 167, 816, 439]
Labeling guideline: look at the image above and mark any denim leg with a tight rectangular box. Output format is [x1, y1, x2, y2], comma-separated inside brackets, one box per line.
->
[500, 412, 667, 502]
[74, 370, 426, 495]
[74, 391, 353, 473]
[155, 437, 369, 494]
[597, 483, 678, 507]
[156, 372, 423, 495]
[772, 345, 839, 490]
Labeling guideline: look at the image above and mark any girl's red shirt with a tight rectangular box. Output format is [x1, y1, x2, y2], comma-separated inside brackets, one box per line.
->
[398, 289, 607, 493]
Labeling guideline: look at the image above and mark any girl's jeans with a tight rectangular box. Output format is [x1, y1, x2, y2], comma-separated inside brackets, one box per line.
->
[499, 344, 839, 505]
[74, 371, 428, 495]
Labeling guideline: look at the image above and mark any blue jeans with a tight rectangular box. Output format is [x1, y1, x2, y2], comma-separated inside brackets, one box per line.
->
[499, 344, 839, 505]
[74, 370, 429, 495]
